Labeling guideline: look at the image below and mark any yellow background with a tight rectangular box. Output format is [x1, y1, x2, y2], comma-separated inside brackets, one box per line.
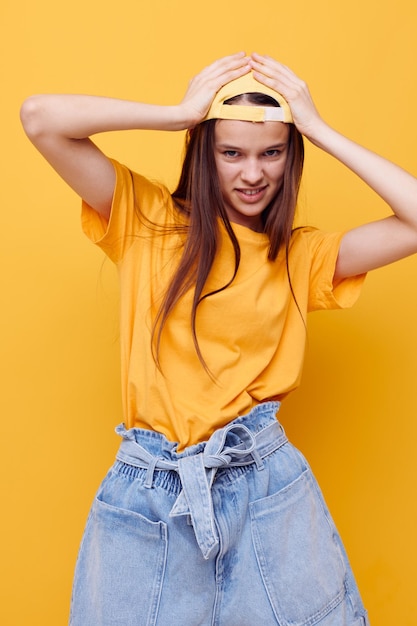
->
[1, 0, 417, 623]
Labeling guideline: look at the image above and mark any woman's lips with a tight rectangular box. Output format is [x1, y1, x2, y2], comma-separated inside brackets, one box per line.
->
[235, 186, 267, 203]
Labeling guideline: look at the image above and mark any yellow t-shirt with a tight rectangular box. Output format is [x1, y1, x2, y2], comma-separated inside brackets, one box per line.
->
[82, 159, 365, 447]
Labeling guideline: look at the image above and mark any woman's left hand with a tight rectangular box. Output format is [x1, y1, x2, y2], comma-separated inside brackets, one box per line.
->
[249, 53, 325, 140]
[251, 53, 417, 279]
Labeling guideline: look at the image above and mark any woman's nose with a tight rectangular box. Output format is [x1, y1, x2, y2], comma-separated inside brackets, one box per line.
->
[240, 159, 263, 184]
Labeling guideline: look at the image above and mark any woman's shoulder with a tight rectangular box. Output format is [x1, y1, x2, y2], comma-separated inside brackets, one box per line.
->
[289, 226, 345, 267]
[111, 159, 172, 203]
[110, 158, 187, 227]
[290, 226, 343, 249]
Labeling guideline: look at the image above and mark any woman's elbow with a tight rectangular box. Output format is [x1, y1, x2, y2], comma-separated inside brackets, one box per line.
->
[20, 95, 48, 140]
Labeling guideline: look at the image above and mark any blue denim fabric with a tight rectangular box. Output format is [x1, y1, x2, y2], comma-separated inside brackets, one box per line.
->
[69, 402, 370, 626]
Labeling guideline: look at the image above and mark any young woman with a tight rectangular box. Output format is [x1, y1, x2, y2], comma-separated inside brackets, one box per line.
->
[20, 52, 417, 626]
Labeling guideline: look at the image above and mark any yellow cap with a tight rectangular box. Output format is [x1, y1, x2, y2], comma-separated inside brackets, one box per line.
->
[203, 72, 293, 123]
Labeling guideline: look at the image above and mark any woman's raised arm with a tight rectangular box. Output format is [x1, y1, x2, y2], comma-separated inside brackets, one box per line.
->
[20, 53, 251, 220]
[250, 53, 417, 279]
[20, 95, 193, 220]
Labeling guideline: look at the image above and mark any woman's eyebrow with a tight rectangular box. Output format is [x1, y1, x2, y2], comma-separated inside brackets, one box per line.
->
[215, 142, 288, 149]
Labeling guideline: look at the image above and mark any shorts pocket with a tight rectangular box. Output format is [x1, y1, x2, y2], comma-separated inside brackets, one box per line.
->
[70, 496, 167, 626]
[250, 469, 347, 626]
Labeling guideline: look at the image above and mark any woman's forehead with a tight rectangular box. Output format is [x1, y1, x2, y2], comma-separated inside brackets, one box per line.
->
[214, 119, 290, 146]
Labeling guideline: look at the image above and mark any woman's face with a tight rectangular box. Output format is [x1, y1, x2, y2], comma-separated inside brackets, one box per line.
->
[214, 119, 290, 232]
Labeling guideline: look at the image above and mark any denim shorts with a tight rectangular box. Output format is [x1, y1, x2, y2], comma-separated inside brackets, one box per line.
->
[69, 402, 370, 626]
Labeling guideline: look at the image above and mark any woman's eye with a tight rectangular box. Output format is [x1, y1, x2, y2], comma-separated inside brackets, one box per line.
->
[224, 150, 239, 158]
[264, 149, 280, 157]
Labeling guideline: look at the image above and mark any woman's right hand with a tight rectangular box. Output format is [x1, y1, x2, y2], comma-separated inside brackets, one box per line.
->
[178, 52, 251, 128]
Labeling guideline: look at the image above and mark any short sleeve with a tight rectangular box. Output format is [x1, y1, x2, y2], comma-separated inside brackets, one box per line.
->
[81, 159, 173, 263]
[290, 228, 366, 312]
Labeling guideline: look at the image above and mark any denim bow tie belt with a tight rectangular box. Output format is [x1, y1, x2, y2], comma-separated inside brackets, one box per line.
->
[115, 419, 288, 560]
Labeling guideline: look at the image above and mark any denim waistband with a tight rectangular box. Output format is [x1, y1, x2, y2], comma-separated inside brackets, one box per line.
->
[115, 401, 287, 559]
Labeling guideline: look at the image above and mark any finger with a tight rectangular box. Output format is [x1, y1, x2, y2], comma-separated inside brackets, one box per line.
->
[251, 68, 301, 94]
[250, 53, 301, 85]
[199, 53, 250, 83]
[250, 52, 290, 72]
[249, 55, 306, 102]
[190, 54, 251, 94]
[198, 52, 248, 80]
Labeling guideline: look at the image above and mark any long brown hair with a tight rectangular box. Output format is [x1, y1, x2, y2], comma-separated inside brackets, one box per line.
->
[152, 93, 305, 373]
